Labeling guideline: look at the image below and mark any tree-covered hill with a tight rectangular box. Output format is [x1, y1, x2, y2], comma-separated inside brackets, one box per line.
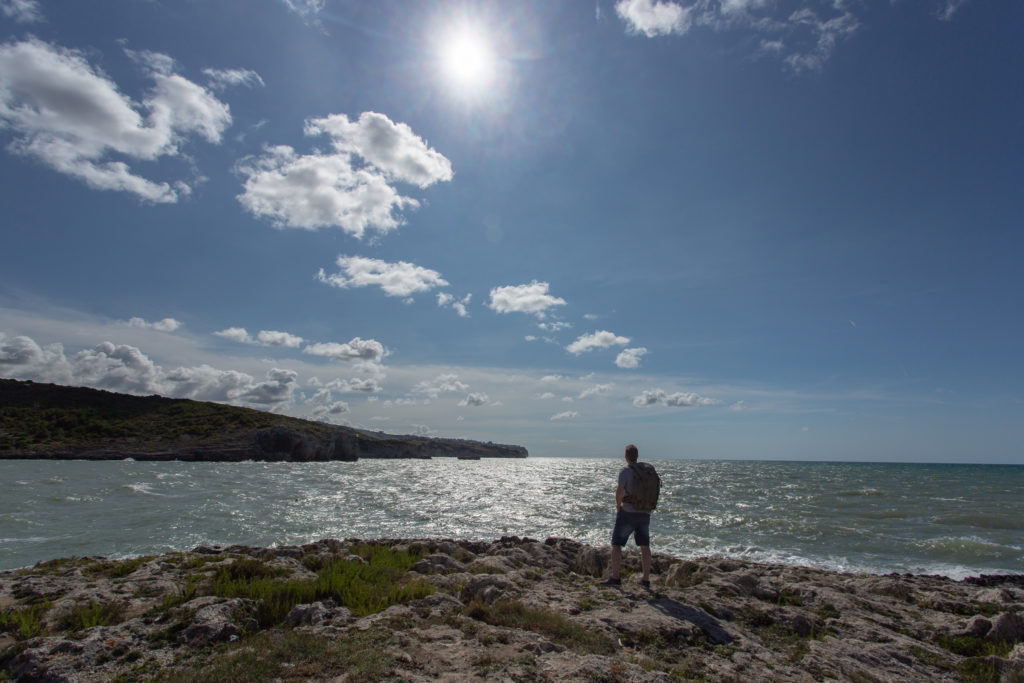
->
[0, 379, 527, 461]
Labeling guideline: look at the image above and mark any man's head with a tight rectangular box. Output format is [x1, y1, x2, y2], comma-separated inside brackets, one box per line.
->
[625, 444, 639, 463]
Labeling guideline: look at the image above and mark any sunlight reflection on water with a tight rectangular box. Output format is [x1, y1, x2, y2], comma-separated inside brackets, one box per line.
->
[0, 458, 1021, 577]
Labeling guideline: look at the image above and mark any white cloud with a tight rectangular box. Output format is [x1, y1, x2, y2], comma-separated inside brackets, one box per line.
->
[537, 392, 556, 400]
[281, 0, 325, 22]
[1, 0, 42, 23]
[579, 383, 614, 399]
[215, 327, 254, 344]
[256, 330, 304, 348]
[566, 330, 630, 355]
[458, 392, 489, 407]
[0, 39, 231, 202]
[214, 327, 304, 348]
[303, 337, 386, 363]
[438, 292, 472, 317]
[615, 0, 692, 37]
[163, 364, 260, 402]
[784, 8, 859, 73]
[237, 368, 298, 406]
[937, 0, 970, 21]
[313, 400, 350, 422]
[487, 281, 567, 318]
[720, 0, 769, 14]
[324, 377, 381, 393]
[307, 112, 453, 189]
[524, 335, 538, 342]
[583, 313, 599, 321]
[615, 347, 648, 369]
[203, 68, 265, 91]
[550, 410, 579, 421]
[541, 374, 565, 382]
[317, 255, 448, 298]
[128, 317, 183, 332]
[537, 321, 572, 332]
[410, 423, 436, 436]
[633, 389, 719, 408]
[236, 112, 452, 236]
[412, 373, 468, 398]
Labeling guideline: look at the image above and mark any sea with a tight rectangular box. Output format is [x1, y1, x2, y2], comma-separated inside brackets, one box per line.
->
[1, 458, 1021, 579]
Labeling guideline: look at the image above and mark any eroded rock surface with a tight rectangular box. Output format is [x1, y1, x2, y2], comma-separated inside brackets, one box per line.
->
[1, 537, 1021, 681]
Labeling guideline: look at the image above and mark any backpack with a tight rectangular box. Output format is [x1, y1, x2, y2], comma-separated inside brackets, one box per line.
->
[624, 462, 660, 511]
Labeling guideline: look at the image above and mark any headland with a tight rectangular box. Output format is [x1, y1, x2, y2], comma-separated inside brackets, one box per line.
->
[0, 379, 527, 462]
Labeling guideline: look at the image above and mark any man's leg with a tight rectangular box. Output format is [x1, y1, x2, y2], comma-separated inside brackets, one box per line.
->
[640, 545, 651, 582]
[609, 544, 622, 579]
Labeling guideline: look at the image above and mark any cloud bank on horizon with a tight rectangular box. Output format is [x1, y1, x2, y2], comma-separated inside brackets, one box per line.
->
[0, 0, 1020, 463]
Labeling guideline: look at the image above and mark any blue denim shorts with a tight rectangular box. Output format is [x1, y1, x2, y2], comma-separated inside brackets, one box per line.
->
[611, 510, 651, 547]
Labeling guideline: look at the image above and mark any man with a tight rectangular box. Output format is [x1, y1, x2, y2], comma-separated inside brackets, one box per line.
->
[603, 443, 652, 588]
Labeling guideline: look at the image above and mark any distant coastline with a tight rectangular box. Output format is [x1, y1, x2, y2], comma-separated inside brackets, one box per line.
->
[0, 379, 527, 462]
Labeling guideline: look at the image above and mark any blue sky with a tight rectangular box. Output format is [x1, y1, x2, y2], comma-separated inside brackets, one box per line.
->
[1, 0, 1021, 463]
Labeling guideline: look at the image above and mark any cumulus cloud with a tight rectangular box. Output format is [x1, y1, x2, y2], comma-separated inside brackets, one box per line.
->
[323, 377, 382, 393]
[0, 39, 232, 202]
[487, 281, 566, 318]
[236, 111, 452, 236]
[1, 0, 42, 23]
[256, 330, 303, 348]
[550, 410, 579, 421]
[236, 368, 298, 406]
[214, 327, 254, 344]
[318, 256, 448, 298]
[566, 330, 630, 355]
[458, 392, 489, 407]
[312, 400, 349, 422]
[616, 0, 692, 37]
[633, 389, 719, 408]
[214, 327, 304, 348]
[303, 337, 386, 363]
[537, 321, 572, 332]
[412, 373, 468, 399]
[128, 317, 182, 332]
[615, 346, 648, 369]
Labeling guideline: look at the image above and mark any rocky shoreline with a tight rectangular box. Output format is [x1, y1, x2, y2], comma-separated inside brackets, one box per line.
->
[1, 537, 1022, 682]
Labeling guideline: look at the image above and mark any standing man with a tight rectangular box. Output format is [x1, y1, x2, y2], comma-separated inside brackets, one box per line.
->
[603, 444, 657, 588]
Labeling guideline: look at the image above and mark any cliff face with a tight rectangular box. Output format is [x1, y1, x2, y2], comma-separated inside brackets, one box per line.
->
[0, 379, 527, 461]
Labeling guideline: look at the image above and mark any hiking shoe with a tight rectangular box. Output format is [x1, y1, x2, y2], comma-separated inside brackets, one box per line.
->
[601, 577, 622, 586]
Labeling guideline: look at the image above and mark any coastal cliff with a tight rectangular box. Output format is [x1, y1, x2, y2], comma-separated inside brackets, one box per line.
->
[0, 379, 527, 462]
[1, 537, 1022, 681]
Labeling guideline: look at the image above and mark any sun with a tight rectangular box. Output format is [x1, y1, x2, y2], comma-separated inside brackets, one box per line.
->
[440, 26, 495, 91]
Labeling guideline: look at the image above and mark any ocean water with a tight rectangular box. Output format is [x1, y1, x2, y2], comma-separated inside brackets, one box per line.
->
[0, 458, 1021, 579]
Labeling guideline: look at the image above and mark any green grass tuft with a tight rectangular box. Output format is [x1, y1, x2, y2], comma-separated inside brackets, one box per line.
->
[464, 598, 617, 655]
[0, 601, 50, 639]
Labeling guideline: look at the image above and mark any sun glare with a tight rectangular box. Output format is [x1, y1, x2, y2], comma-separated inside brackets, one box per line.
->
[440, 27, 495, 91]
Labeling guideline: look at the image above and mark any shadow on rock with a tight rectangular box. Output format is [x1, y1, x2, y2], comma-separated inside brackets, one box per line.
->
[648, 596, 732, 645]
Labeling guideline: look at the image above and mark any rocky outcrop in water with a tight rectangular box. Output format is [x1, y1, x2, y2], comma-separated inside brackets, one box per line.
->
[1, 538, 1022, 681]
